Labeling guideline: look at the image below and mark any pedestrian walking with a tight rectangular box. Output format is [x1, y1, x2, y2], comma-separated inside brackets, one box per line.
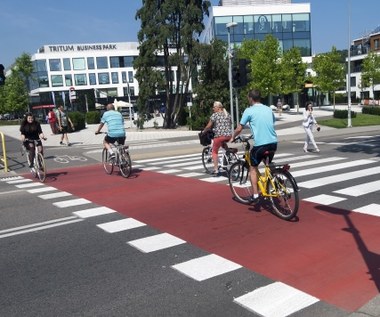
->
[302, 101, 320, 153]
[57, 105, 75, 146]
[48, 109, 58, 134]
[276, 98, 282, 116]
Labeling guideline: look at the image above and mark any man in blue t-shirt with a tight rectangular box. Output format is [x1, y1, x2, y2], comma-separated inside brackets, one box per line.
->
[230, 89, 278, 204]
[95, 103, 126, 159]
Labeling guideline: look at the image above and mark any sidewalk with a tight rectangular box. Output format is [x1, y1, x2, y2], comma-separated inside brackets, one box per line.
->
[0, 103, 373, 148]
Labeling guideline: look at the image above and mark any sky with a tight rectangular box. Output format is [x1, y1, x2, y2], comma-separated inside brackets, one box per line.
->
[1, 0, 379, 68]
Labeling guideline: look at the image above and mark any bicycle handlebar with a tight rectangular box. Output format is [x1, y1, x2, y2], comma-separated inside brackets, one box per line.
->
[232, 134, 253, 143]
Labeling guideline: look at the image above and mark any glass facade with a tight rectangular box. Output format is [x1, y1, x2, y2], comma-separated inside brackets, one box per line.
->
[214, 12, 311, 56]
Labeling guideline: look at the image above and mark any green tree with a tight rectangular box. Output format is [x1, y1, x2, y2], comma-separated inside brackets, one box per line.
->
[240, 35, 281, 100]
[135, 0, 211, 129]
[312, 46, 345, 108]
[280, 47, 307, 112]
[361, 51, 380, 102]
[1, 53, 33, 114]
[190, 39, 229, 129]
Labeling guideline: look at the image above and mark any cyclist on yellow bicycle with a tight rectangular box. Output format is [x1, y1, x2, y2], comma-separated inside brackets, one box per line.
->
[230, 89, 277, 204]
[20, 112, 47, 168]
[95, 103, 126, 160]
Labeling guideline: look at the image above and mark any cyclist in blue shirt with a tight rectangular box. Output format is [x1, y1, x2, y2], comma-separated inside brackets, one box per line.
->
[230, 89, 278, 204]
[95, 103, 126, 160]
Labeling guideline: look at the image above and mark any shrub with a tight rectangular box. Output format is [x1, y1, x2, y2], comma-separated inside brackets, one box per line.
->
[333, 109, 357, 119]
[86, 111, 101, 124]
[362, 106, 380, 116]
[68, 111, 86, 131]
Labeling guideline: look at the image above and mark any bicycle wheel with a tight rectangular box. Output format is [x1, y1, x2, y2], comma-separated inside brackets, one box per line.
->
[119, 150, 132, 178]
[228, 161, 252, 204]
[35, 152, 46, 182]
[102, 148, 114, 175]
[266, 169, 299, 220]
[224, 150, 239, 171]
[202, 146, 213, 174]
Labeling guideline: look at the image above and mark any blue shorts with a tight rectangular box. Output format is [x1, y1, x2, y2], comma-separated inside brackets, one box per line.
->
[250, 143, 277, 166]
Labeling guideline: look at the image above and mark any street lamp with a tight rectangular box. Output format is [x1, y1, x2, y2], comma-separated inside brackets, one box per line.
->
[226, 21, 237, 131]
[347, 0, 352, 127]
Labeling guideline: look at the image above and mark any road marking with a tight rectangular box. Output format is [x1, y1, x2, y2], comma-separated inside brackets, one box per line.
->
[298, 166, 380, 188]
[353, 204, 380, 216]
[303, 194, 346, 205]
[6, 178, 32, 184]
[334, 179, 380, 197]
[172, 254, 242, 281]
[128, 233, 186, 253]
[53, 198, 91, 208]
[38, 191, 72, 200]
[27, 186, 57, 193]
[73, 206, 116, 218]
[177, 172, 204, 178]
[234, 282, 319, 317]
[97, 218, 146, 233]
[291, 159, 376, 177]
[288, 157, 345, 168]
[0, 189, 25, 195]
[15, 182, 45, 189]
[157, 169, 182, 174]
[0, 216, 83, 239]
[135, 152, 201, 164]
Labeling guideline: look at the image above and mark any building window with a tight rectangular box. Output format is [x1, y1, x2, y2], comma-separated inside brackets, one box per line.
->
[98, 72, 110, 84]
[89, 73, 97, 85]
[111, 72, 119, 84]
[292, 13, 310, 32]
[255, 15, 271, 34]
[128, 71, 134, 83]
[63, 58, 71, 71]
[74, 74, 87, 86]
[65, 74, 72, 86]
[87, 57, 95, 70]
[73, 58, 86, 70]
[350, 76, 356, 87]
[124, 86, 135, 96]
[214, 16, 232, 36]
[51, 75, 63, 87]
[122, 71, 128, 83]
[49, 59, 61, 71]
[282, 14, 292, 32]
[38, 75, 49, 88]
[35, 60, 47, 72]
[110, 56, 120, 68]
[96, 56, 108, 69]
[271, 14, 282, 33]
[374, 39, 379, 50]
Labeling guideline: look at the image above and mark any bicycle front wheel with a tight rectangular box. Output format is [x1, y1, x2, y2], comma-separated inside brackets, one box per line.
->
[228, 161, 252, 204]
[224, 150, 239, 171]
[35, 152, 46, 182]
[119, 150, 132, 178]
[102, 148, 114, 175]
[202, 146, 213, 174]
[266, 170, 299, 220]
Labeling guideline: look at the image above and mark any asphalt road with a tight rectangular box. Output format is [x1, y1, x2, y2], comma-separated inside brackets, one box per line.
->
[1, 130, 380, 316]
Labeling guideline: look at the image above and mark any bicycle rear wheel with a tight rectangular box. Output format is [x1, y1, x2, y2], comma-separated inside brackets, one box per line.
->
[266, 170, 299, 220]
[35, 152, 46, 182]
[119, 150, 132, 178]
[228, 161, 252, 204]
[102, 148, 114, 175]
[202, 146, 213, 174]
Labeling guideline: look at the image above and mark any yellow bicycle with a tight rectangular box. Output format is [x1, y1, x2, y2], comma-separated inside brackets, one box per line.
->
[228, 135, 299, 220]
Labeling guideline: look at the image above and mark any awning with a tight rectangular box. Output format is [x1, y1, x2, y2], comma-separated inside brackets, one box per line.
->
[32, 104, 55, 109]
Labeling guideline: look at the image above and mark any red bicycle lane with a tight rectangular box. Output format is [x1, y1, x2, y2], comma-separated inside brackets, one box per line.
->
[27, 164, 380, 312]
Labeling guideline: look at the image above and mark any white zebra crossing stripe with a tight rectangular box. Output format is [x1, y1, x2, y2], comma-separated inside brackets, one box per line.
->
[73, 206, 116, 218]
[298, 166, 380, 189]
[128, 233, 186, 253]
[303, 194, 346, 205]
[234, 282, 319, 317]
[15, 182, 45, 188]
[287, 157, 345, 168]
[97, 218, 146, 233]
[353, 204, 380, 216]
[7, 178, 32, 184]
[38, 191, 72, 200]
[157, 169, 182, 174]
[177, 172, 204, 177]
[334, 179, 380, 197]
[291, 159, 376, 177]
[27, 186, 57, 193]
[171, 254, 242, 281]
[53, 198, 91, 208]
